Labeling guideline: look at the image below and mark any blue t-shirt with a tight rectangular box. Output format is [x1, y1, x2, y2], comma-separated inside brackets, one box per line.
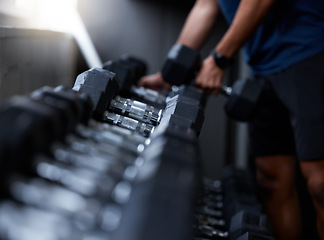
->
[218, 0, 324, 75]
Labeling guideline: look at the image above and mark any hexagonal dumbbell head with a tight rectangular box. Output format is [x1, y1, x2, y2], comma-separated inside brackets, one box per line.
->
[73, 68, 119, 119]
[103, 60, 135, 94]
[224, 78, 262, 122]
[161, 44, 201, 86]
[118, 54, 147, 83]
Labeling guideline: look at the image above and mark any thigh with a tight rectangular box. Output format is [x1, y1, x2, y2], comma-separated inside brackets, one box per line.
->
[248, 76, 296, 158]
[269, 51, 324, 161]
[256, 155, 297, 190]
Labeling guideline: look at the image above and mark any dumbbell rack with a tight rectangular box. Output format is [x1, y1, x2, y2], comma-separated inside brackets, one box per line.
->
[0, 71, 205, 240]
[194, 167, 277, 240]
[0, 62, 276, 240]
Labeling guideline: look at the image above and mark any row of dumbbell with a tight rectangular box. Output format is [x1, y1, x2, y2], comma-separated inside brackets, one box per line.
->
[73, 67, 205, 137]
[103, 57, 205, 240]
[0, 94, 199, 240]
[0, 82, 159, 162]
[0, 104, 202, 240]
[193, 167, 276, 240]
[73, 55, 206, 137]
[194, 178, 229, 240]
[0, 53, 205, 190]
[0, 59, 206, 240]
[112, 115, 201, 240]
[0, 84, 157, 239]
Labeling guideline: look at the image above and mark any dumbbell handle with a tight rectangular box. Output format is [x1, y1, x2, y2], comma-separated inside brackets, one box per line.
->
[220, 85, 232, 96]
[189, 81, 232, 96]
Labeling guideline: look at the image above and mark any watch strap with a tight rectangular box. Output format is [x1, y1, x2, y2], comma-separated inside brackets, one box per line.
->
[210, 50, 233, 69]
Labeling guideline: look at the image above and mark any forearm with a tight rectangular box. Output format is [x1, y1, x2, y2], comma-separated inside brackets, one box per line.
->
[215, 0, 276, 58]
[176, 0, 220, 50]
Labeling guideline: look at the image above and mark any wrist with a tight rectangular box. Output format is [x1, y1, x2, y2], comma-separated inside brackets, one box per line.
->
[210, 50, 233, 69]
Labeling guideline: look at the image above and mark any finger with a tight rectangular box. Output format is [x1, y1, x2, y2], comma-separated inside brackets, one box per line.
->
[162, 82, 172, 91]
[138, 76, 149, 87]
[211, 88, 220, 96]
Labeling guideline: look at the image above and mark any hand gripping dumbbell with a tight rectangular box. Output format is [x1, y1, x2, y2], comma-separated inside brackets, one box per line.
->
[161, 44, 263, 122]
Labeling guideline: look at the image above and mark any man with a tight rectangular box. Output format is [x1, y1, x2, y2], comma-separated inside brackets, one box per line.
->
[139, 0, 324, 240]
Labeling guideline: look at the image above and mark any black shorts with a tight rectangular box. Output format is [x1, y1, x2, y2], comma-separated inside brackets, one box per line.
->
[248, 51, 324, 161]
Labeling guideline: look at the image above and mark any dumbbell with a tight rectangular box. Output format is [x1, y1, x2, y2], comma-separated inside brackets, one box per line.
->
[30, 85, 149, 156]
[102, 57, 167, 108]
[85, 119, 150, 145]
[234, 232, 276, 240]
[195, 213, 227, 232]
[171, 84, 208, 108]
[76, 123, 148, 155]
[55, 85, 94, 126]
[152, 113, 199, 145]
[221, 168, 263, 223]
[142, 134, 199, 170]
[12, 151, 123, 204]
[36, 153, 135, 204]
[73, 68, 159, 137]
[5, 173, 127, 234]
[195, 224, 229, 240]
[54, 134, 140, 168]
[163, 93, 205, 135]
[66, 132, 141, 159]
[161, 44, 263, 121]
[0, 85, 98, 179]
[0, 100, 136, 201]
[1, 118, 137, 203]
[114, 144, 197, 240]
[39, 88, 151, 151]
[108, 96, 162, 126]
[73, 67, 119, 120]
[102, 112, 154, 137]
[118, 54, 147, 83]
[196, 179, 224, 213]
[202, 178, 223, 195]
[0, 96, 64, 164]
[65, 121, 149, 162]
[30, 86, 94, 137]
[196, 205, 224, 219]
[0, 201, 92, 240]
[229, 210, 273, 240]
[0, 201, 114, 240]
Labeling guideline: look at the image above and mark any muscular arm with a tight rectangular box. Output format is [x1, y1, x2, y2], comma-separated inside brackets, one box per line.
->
[176, 0, 220, 50]
[139, 0, 219, 90]
[140, 0, 276, 92]
[196, 0, 276, 95]
[215, 0, 276, 58]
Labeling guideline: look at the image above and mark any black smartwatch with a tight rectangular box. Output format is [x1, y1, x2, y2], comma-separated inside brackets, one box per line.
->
[210, 50, 233, 69]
